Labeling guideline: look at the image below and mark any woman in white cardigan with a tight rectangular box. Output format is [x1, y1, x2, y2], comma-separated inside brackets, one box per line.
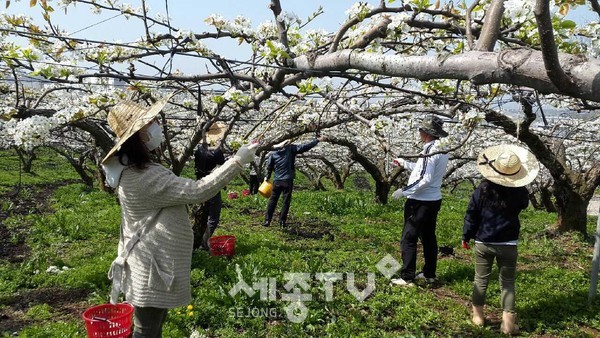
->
[101, 97, 257, 337]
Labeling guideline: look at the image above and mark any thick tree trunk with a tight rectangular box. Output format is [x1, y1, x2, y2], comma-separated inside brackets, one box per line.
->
[540, 186, 557, 213]
[14, 147, 36, 173]
[328, 169, 344, 190]
[328, 138, 392, 204]
[48, 146, 94, 187]
[553, 181, 589, 234]
[374, 181, 391, 205]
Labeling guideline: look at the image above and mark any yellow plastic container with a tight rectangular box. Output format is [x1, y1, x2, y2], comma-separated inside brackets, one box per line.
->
[258, 180, 273, 198]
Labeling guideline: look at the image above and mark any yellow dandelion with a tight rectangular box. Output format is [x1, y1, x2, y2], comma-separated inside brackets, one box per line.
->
[187, 304, 194, 311]
[188, 311, 194, 316]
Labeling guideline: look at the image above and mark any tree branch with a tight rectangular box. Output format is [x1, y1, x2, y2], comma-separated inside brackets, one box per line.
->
[291, 49, 598, 102]
[533, 0, 577, 94]
[269, 0, 291, 58]
[465, 0, 481, 49]
[475, 0, 505, 51]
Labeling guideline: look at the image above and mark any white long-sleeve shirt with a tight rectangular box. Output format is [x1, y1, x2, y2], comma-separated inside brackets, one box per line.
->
[402, 140, 449, 201]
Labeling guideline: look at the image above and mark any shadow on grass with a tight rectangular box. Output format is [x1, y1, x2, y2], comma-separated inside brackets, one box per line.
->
[517, 286, 600, 333]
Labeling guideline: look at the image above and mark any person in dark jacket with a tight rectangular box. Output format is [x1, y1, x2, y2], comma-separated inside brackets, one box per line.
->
[462, 144, 539, 335]
[263, 137, 326, 227]
[193, 141, 225, 250]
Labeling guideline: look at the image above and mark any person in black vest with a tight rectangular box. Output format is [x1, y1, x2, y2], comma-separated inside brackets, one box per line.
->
[193, 141, 225, 250]
[263, 136, 326, 227]
[248, 159, 260, 195]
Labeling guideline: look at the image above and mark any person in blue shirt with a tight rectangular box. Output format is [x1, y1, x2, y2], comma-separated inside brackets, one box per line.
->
[390, 116, 449, 287]
[263, 136, 326, 227]
[462, 144, 539, 334]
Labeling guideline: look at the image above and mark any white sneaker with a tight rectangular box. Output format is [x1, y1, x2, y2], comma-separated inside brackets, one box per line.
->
[415, 272, 425, 280]
[390, 278, 414, 287]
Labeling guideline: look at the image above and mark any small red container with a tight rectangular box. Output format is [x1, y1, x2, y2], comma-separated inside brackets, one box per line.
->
[82, 303, 134, 338]
[208, 235, 236, 257]
[241, 189, 250, 197]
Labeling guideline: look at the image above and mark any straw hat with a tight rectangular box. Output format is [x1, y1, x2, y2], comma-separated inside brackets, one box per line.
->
[206, 122, 226, 143]
[419, 115, 448, 138]
[101, 96, 170, 163]
[477, 144, 539, 187]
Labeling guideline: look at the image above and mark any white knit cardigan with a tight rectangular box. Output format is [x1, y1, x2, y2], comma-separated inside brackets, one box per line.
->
[114, 158, 242, 308]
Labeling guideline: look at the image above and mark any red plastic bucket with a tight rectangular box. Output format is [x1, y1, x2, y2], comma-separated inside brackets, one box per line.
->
[208, 235, 236, 257]
[82, 303, 134, 338]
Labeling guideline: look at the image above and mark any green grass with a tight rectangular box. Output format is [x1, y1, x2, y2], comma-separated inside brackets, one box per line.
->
[1, 151, 599, 337]
[0, 149, 83, 194]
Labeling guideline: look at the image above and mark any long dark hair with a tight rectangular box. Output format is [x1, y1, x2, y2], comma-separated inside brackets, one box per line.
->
[479, 179, 524, 210]
[116, 132, 151, 170]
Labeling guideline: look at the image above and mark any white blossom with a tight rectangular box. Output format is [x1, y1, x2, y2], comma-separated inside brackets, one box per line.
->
[345, 3, 374, 20]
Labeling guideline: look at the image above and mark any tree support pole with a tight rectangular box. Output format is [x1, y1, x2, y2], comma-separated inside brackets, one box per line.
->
[589, 204, 600, 303]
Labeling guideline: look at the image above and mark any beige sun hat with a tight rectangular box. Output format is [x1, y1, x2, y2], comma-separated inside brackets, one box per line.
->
[206, 122, 227, 143]
[101, 96, 171, 163]
[477, 144, 540, 187]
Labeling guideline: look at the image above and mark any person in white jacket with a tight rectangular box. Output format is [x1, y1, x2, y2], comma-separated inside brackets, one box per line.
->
[390, 116, 449, 287]
[101, 97, 258, 337]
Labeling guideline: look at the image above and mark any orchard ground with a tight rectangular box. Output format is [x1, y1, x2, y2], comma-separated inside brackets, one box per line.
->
[0, 150, 599, 337]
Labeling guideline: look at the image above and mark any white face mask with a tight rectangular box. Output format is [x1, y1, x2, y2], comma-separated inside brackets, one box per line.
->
[142, 122, 163, 151]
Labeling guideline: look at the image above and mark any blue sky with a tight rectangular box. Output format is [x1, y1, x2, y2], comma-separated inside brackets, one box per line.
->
[11, 1, 593, 46]
[4, 0, 362, 73]
[9, 0, 356, 39]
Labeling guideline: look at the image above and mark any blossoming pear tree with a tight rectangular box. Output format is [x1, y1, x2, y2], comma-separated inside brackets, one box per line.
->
[0, 0, 598, 234]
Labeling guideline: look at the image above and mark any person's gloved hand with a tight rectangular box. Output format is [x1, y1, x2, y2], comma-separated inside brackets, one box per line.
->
[234, 141, 259, 165]
[392, 158, 405, 167]
[462, 240, 471, 250]
[391, 189, 403, 200]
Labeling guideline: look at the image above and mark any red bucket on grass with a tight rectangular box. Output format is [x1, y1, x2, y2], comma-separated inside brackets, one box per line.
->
[208, 235, 236, 257]
[82, 303, 134, 338]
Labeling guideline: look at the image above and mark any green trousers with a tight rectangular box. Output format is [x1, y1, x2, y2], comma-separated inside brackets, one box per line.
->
[472, 243, 518, 312]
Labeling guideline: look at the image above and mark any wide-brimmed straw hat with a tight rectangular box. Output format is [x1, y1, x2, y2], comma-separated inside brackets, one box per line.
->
[477, 144, 539, 187]
[419, 115, 448, 138]
[206, 122, 226, 143]
[101, 96, 170, 163]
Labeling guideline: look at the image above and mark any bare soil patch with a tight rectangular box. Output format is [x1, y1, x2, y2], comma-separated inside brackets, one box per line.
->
[282, 218, 335, 241]
[0, 287, 89, 333]
[0, 180, 88, 334]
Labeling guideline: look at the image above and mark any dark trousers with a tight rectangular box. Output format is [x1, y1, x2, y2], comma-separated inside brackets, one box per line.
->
[265, 180, 293, 225]
[400, 198, 442, 280]
[249, 174, 259, 194]
[193, 193, 222, 249]
[133, 306, 168, 337]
